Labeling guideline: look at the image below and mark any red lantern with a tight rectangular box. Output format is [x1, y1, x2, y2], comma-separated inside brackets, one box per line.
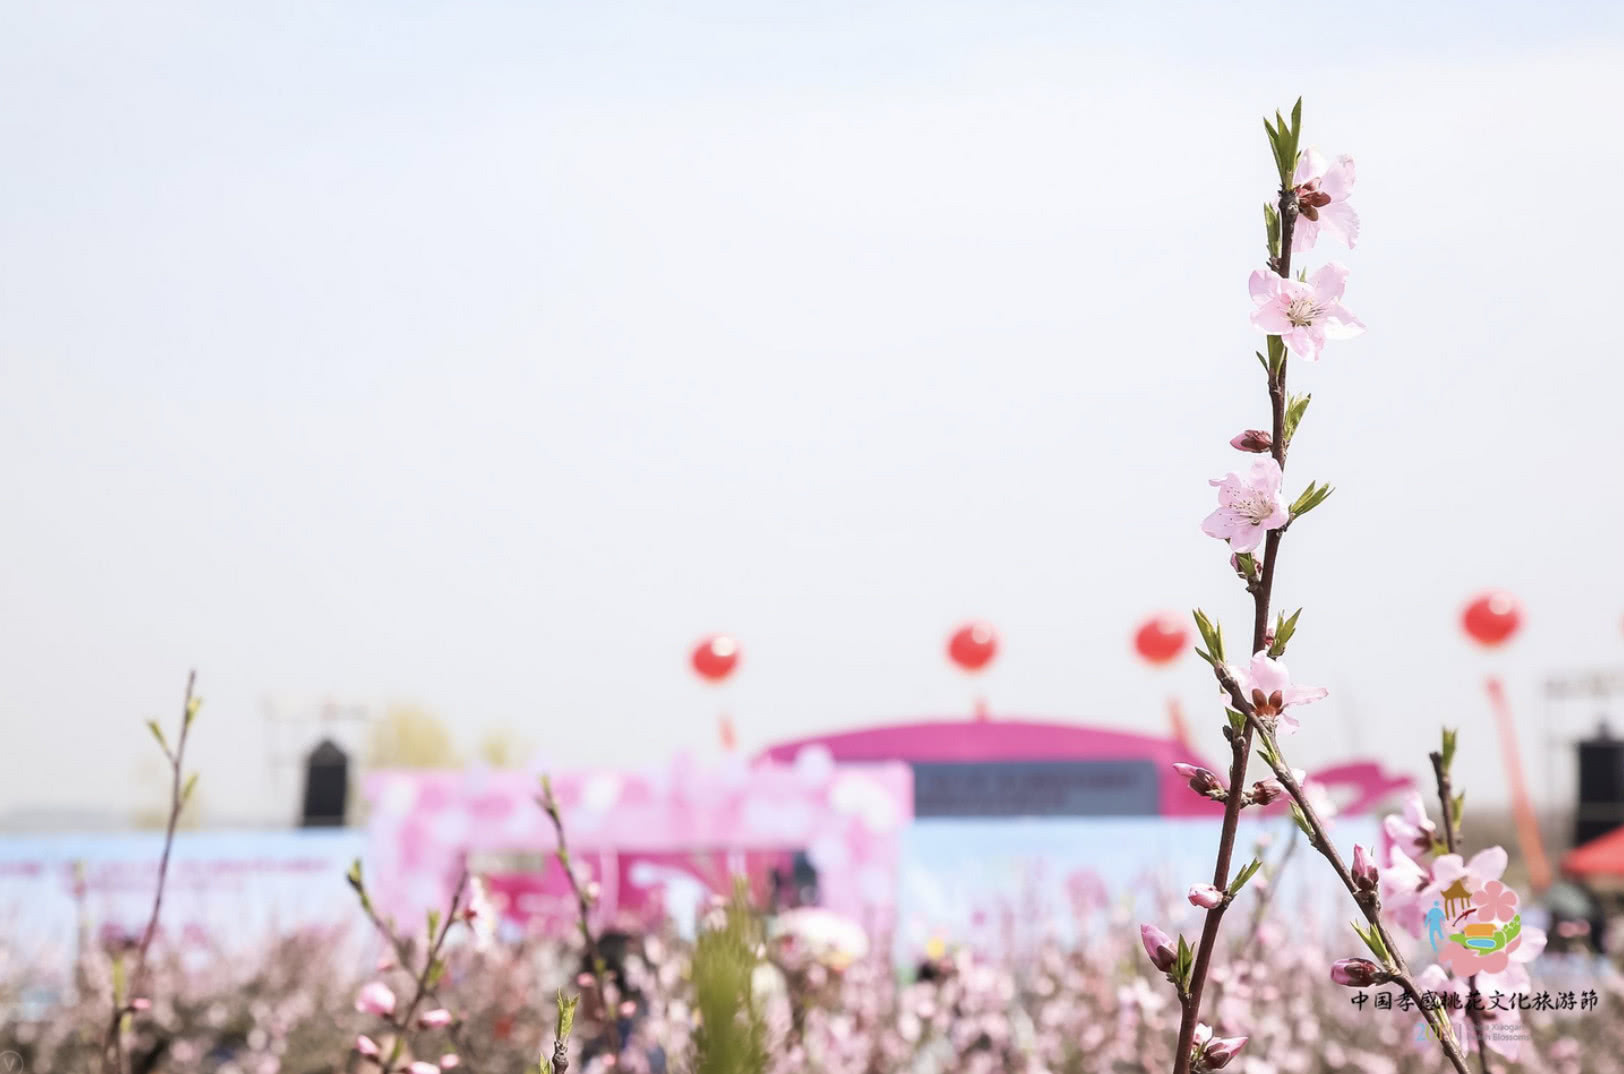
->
[1462, 591, 1522, 647]
[948, 622, 998, 672]
[691, 635, 740, 682]
[1134, 613, 1188, 665]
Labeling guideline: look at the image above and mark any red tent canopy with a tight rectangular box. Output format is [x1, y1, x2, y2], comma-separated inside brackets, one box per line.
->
[1563, 825, 1624, 877]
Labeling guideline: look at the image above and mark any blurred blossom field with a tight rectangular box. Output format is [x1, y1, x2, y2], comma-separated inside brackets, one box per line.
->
[2, 858, 1620, 1074]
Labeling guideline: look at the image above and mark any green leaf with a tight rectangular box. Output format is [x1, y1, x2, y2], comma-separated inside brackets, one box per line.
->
[427, 908, 441, 942]
[1268, 609, 1302, 658]
[146, 719, 169, 753]
[1226, 709, 1247, 736]
[185, 694, 202, 724]
[181, 772, 199, 808]
[1192, 609, 1225, 665]
[1283, 393, 1311, 446]
[1266, 335, 1287, 378]
[557, 990, 579, 1042]
[1350, 920, 1390, 963]
[1289, 803, 1312, 837]
[1440, 728, 1458, 773]
[1288, 98, 1303, 171]
[1228, 858, 1263, 896]
[1264, 202, 1281, 260]
[1289, 482, 1335, 518]
[425, 958, 446, 989]
[346, 859, 364, 891]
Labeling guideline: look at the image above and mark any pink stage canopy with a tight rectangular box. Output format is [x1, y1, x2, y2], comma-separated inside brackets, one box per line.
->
[760, 719, 1410, 818]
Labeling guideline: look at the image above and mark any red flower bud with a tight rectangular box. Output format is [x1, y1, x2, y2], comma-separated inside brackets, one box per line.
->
[1248, 779, 1285, 806]
[1351, 843, 1379, 893]
[1172, 762, 1225, 798]
[1229, 429, 1272, 453]
[1201, 1034, 1248, 1070]
[1140, 923, 1178, 973]
[1330, 957, 1384, 987]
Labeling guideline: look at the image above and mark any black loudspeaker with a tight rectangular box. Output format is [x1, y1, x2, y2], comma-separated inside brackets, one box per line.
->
[300, 738, 349, 827]
[1574, 722, 1624, 847]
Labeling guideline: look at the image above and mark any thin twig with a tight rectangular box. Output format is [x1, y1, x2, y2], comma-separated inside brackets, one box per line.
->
[102, 670, 199, 1074]
[539, 776, 622, 1056]
[354, 878, 479, 1065]
[384, 869, 471, 1073]
[1432, 750, 1493, 1074]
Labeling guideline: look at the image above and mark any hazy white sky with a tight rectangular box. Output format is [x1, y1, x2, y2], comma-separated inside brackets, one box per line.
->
[3, 1, 1622, 825]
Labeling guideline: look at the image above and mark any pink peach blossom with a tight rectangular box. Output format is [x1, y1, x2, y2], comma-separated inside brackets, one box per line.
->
[1187, 883, 1224, 909]
[1291, 148, 1359, 252]
[1202, 458, 1289, 554]
[1381, 790, 1439, 859]
[1249, 262, 1364, 362]
[418, 1008, 453, 1029]
[1379, 845, 1433, 937]
[355, 1035, 381, 1058]
[1226, 651, 1328, 733]
[355, 981, 396, 1018]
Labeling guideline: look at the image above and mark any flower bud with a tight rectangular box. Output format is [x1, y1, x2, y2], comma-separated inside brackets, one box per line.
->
[439, 1056, 461, 1070]
[1187, 883, 1224, 909]
[355, 981, 397, 1018]
[1351, 843, 1379, 893]
[419, 1008, 454, 1029]
[1172, 762, 1225, 798]
[1193, 1023, 1212, 1047]
[1329, 957, 1384, 987]
[1140, 923, 1178, 973]
[1248, 779, 1284, 806]
[356, 1036, 381, 1058]
[1202, 1034, 1248, 1070]
[1229, 429, 1272, 453]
